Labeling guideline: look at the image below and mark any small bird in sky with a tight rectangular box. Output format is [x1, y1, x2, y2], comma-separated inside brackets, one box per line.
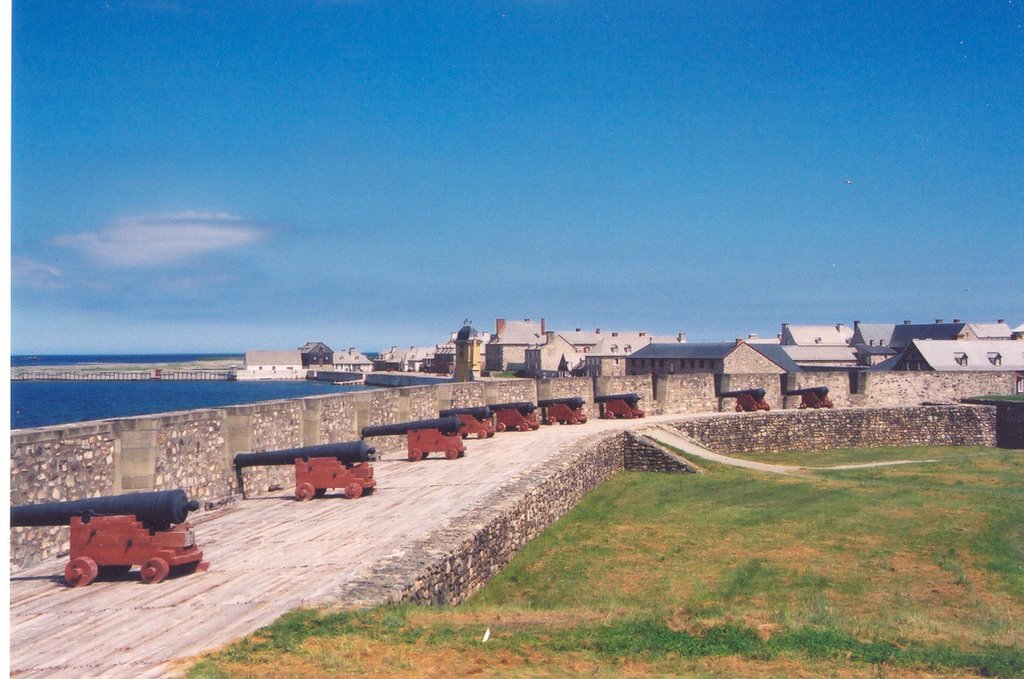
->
[844, 179, 854, 185]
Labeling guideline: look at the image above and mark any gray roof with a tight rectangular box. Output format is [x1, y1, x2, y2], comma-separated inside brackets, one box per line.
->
[890, 323, 967, 349]
[489, 320, 543, 345]
[905, 340, 1024, 371]
[852, 323, 896, 346]
[244, 350, 303, 366]
[629, 342, 737, 360]
[781, 345, 858, 363]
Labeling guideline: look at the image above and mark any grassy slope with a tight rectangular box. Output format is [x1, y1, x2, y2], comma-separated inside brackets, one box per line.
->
[188, 447, 1024, 678]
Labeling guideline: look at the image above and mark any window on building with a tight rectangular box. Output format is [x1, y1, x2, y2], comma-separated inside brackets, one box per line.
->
[954, 352, 968, 367]
[988, 352, 1001, 366]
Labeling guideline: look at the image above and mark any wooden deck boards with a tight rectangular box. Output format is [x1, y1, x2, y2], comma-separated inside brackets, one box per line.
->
[10, 415, 676, 678]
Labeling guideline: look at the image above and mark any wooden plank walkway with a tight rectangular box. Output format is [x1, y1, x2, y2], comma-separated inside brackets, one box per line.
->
[10, 414, 684, 678]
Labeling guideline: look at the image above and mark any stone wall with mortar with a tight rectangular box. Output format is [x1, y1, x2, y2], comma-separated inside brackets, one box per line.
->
[664, 405, 997, 455]
[10, 369, 1015, 570]
[654, 373, 718, 413]
[595, 375, 656, 415]
[862, 371, 1016, 406]
[964, 398, 1024, 449]
[326, 430, 697, 608]
[783, 371, 854, 409]
[537, 377, 597, 420]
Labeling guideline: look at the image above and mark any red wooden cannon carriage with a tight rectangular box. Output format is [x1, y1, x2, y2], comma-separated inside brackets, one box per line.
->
[538, 397, 588, 425]
[362, 416, 466, 461]
[595, 393, 646, 419]
[489, 402, 541, 432]
[440, 406, 496, 439]
[234, 441, 377, 501]
[11, 490, 208, 586]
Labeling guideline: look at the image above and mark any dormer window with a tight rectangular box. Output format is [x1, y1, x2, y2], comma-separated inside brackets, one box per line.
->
[624, 345, 632, 353]
[954, 352, 968, 367]
[610, 345, 618, 353]
[988, 352, 1001, 366]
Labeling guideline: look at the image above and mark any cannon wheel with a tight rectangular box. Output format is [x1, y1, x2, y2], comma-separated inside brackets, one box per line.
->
[64, 556, 98, 587]
[345, 481, 363, 499]
[486, 431, 495, 438]
[444, 448, 461, 460]
[495, 422, 506, 432]
[295, 483, 317, 501]
[578, 415, 587, 424]
[140, 557, 170, 584]
[408, 448, 423, 462]
[735, 404, 743, 412]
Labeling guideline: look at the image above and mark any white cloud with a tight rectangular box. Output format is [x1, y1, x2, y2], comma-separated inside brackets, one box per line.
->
[51, 212, 265, 268]
[12, 256, 62, 288]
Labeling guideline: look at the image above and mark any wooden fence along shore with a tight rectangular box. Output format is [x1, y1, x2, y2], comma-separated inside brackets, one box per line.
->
[11, 369, 235, 381]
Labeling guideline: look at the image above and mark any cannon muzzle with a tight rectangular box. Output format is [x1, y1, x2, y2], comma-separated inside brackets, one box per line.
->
[439, 406, 493, 420]
[719, 387, 767, 400]
[11, 489, 200, 531]
[594, 393, 641, 406]
[234, 440, 375, 469]
[488, 401, 537, 414]
[361, 416, 462, 438]
[538, 397, 586, 410]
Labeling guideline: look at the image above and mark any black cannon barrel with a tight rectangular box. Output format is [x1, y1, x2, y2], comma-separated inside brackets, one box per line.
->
[11, 489, 199, 531]
[719, 387, 767, 400]
[782, 386, 830, 397]
[488, 401, 537, 414]
[439, 406, 493, 420]
[361, 416, 462, 438]
[234, 440, 375, 469]
[538, 396, 586, 410]
[594, 393, 641, 406]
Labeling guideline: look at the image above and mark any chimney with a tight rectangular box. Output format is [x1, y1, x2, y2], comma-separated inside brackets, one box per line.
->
[904, 320, 912, 325]
[545, 331, 555, 342]
[953, 318, 961, 324]
[540, 318, 545, 333]
[496, 318, 506, 334]
[611, 332, 618, 337]
[575, 328, 581, 332]
[735, 337, 744, 346]
[595, 328, 601, 334]
[678, 332, 687, 343]
[836, 323, 844, 332]
[935, 319, 943, 324]
[639, 332, 646, 337]
[998, 319, 1005, 324]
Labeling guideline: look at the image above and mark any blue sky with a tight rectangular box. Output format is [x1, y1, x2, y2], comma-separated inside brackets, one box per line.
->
[10, 1, 1024, 354]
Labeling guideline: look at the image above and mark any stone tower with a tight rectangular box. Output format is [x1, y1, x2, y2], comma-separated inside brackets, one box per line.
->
[454, 322, 483, 382]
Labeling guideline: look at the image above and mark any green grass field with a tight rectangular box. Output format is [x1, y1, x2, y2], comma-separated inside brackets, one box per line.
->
[188, 446, 1024, 678]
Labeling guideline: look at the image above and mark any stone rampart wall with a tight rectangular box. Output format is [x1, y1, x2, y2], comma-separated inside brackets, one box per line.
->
[331, 430, 697, 608]
[665, 405, 997, 455]
[595, 375, 656, 415]
[10, 368, 1017, 569]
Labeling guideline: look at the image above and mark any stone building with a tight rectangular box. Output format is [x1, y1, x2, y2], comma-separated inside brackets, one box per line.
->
[485, 318, 545, 372]
[298, 342, 334, 367]
[524, 332, 583, 377]
[238, 350, 305, 380]
[626, 340, 788, 377]
[333, 347, 373, 373]
[582, 331, 685, 377]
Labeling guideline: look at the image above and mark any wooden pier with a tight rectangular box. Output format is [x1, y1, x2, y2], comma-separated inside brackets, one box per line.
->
[11, 369, 235, 381]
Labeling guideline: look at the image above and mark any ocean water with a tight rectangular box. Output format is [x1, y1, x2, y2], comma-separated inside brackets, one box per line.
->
[10, 354, 375, 430]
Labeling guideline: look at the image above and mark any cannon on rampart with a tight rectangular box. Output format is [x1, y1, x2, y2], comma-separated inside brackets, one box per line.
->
[783, 385, 834, 409]
[488, 401, 541, 432]
[538, 396, 588, 425]
[719, 387, 771, 412]
[361, 416, 465, 461]
[595, 393, 645, 419]
[439, 406, 496, 439]
[233, 441, 377, 501]
[10, 489, 207, 586]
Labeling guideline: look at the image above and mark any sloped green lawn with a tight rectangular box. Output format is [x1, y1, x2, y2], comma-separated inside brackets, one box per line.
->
[189, 446, 1024, 678]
